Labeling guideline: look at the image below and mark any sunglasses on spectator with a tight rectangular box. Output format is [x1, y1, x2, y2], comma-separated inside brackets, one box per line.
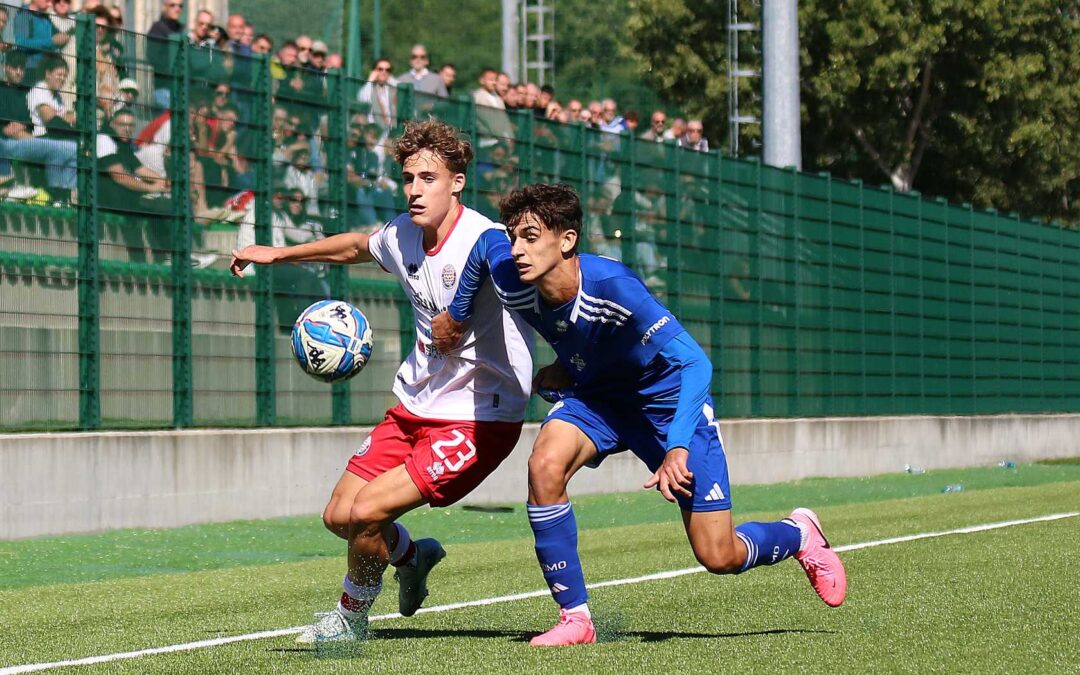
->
[288, 195, 305, 203]
[688, 126, 703, 133]
[298, 47, 311, 53]
[410, 53, 427, 60]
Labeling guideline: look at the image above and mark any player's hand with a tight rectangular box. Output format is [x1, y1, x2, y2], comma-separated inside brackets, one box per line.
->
[230, 245, 279, 277]
[644, 447, 693, 503]
[532, 360, 572, 394]
[431, 311, 465, 353]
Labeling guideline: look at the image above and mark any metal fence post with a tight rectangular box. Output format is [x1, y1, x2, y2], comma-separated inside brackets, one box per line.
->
[75, 14, 100, 430]
[170, 34, 193, 427]
[328, 69, 351, 425]
[254, 53, 276, 426]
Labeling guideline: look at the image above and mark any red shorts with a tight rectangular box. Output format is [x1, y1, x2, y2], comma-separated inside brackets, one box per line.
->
[346, 404, 523, 507]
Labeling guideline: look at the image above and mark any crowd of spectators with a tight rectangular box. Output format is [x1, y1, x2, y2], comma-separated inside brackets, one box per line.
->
[1, 0, 709, 284]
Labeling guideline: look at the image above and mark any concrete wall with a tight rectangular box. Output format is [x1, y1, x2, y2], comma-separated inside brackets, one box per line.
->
[3, 413, 1079, 539]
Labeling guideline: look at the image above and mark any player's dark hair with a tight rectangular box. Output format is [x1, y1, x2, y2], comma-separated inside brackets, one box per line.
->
[500, 183, 582, 249]
[393, 119, 473, 175]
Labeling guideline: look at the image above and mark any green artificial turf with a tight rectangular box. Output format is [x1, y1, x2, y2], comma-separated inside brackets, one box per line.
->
[2, 462, 1077, 591]
[0, 472, 1077, 673]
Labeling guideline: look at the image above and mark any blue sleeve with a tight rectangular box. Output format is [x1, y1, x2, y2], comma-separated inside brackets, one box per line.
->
[659, 331, 713, 452]
[14, 12, 55, 52]
[448, 228, 526, 321]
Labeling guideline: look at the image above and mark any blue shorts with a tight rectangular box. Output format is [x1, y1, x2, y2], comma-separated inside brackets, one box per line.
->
[544, 396, 732, 512]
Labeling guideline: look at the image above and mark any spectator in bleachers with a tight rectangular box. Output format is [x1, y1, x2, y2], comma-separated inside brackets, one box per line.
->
[226, 14, 249, 57]
[89, 9, 119, 111]
[0, 49, 76, 199]
[495, 71, 510, 99]
[586, 100, 602, 126]
[640, 109, 666, 142]
[147, 0, 185, 109]
[397, 43, 447, 97]
[294, 34, 313, 68]
[663, 117, 685, 142]
[472, 67, 513, 150]
[346, 121, 396, 228]
[283, 141, 321, 217]
[536, 84, 553, 118]
[27, 54, 76, 139]
[270, 104, 306, 174]
[269, 182, 329, 332]
[599, 98, 627, 134]
[326, 53, 343, 70]
[48, 0, 75, 109]
[309, 41, 328, 73]
[96, 106, 172, 242]
[99, 6, 129, 79]
[251, 33, 272, 55]
[13, 0, 67, 72]
[116, 78, 138, 112]
[624, 110, 639, 134]
[188, 9, 213, 46]
[502, 83, 522, 111]
[438, 62, 456, 96]
[678, 119, 708, 152]
[356, 57, 396, 133]
[566, 99, 582, 121]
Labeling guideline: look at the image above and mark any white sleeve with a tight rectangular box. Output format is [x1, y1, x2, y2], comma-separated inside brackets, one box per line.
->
[96, 134, 118, 159]
[366, 225, 393, 273]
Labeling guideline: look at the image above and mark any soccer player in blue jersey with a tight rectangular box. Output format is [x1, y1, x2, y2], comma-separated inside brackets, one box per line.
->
[431, 183, 847, 646]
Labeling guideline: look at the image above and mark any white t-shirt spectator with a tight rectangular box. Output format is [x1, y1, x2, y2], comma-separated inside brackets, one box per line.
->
[27, 82, 67, 137]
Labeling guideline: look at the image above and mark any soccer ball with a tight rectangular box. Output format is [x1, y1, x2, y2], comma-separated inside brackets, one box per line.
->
[291, 300, 374, 383]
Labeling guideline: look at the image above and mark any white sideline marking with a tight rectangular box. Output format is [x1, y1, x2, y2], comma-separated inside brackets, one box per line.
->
[2, 511, 1076, 674]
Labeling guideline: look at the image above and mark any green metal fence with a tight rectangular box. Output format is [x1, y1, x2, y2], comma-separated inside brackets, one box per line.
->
[1, 8, 1077, 431]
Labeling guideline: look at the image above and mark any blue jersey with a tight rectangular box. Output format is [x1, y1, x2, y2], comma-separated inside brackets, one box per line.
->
[450, 230, 714, 453]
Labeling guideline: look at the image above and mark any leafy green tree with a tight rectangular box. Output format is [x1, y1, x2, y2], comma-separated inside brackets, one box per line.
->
[627, 0, 1080, 222]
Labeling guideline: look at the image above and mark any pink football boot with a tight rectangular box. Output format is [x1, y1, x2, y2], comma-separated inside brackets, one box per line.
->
[789, 508, 847, 607]
[529, 609, 597, 646]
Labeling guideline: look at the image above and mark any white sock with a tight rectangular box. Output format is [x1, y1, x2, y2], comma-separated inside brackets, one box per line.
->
[784, 518, 811, 551]
[565, 602, 591, 618]
[339, 575, 382, 619]
[388, 522, 413, 566]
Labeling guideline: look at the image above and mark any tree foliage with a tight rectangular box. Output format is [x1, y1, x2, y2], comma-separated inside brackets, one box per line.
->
[626, 0, 1080, 222]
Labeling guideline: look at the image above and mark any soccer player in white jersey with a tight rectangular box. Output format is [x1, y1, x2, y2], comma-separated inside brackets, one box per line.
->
[230, 120, 534, 645]
[433, 183, 846, 646]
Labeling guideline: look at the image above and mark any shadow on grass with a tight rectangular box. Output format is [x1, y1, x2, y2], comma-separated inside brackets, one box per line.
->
[617, 627, 837, 643]
[266, 626, 837, 648]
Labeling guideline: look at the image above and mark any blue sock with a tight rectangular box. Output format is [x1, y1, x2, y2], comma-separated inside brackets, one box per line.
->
[527, 502, 588, 610]
[735, 520, 802, 572]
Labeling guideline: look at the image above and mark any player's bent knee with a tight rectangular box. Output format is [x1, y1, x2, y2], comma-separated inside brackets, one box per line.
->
[322, 499, 350, 534]
[348, 499, 393, 533]
[527, 449, 572, 498]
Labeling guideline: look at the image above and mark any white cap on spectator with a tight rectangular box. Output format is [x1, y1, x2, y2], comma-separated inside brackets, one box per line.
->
[311, 40, 328, 55]
[119, 78, 139, 93]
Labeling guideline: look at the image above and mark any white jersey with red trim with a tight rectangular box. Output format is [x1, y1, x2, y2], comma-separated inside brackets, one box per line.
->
[367, 205, 533, 422]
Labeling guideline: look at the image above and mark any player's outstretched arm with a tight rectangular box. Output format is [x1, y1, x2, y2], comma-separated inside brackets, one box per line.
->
[230, 232, 374, 277]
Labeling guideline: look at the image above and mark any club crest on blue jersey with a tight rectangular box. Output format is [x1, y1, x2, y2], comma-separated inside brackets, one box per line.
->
[555, 320, 570, 333]
[570, 354, 586, 371]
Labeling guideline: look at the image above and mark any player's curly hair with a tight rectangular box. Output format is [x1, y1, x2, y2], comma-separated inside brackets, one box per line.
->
[393, 119, 474, 175]
[500, 183, 582, 246]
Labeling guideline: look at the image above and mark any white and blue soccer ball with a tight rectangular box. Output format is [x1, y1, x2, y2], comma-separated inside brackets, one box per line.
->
[291, 300, 374, 383]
